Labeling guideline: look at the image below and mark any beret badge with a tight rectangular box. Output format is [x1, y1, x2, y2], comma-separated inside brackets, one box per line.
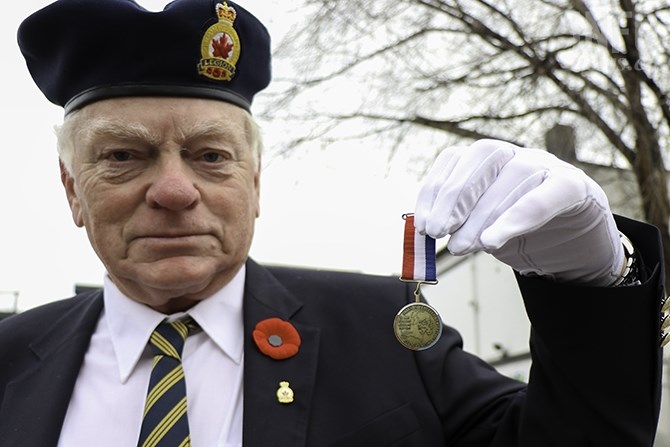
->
[198, 2, 240, 81]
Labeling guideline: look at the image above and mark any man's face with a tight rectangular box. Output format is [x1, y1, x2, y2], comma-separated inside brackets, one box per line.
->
[61, 97, 260, 313]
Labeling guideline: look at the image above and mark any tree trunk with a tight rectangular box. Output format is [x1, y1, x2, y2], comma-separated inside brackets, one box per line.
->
[633, 145, 670, 289]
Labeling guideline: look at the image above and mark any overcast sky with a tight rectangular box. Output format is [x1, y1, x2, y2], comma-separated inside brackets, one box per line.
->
[1, 0, 421, 311]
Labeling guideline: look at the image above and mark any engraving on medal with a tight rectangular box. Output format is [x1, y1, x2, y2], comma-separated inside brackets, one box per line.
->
[393, 302, 442, 351]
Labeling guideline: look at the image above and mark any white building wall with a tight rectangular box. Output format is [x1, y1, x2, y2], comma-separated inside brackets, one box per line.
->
[422, 252, 529, 367]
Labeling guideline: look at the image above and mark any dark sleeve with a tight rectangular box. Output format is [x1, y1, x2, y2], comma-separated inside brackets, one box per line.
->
[515, 215, 664, 446]
[416, 216, 664, 446]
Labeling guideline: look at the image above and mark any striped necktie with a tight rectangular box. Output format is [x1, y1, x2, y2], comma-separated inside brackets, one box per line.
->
[137, 318, 197, 447]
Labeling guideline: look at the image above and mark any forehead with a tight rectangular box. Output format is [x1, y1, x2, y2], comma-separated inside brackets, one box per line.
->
[73, 97, 249, 143]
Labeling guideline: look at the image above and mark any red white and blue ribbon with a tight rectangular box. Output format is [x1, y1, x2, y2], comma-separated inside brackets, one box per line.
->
[401, 214, 437, 283]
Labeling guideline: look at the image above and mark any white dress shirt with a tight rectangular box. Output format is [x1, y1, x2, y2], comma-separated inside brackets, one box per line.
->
[58, 267, 246, 447]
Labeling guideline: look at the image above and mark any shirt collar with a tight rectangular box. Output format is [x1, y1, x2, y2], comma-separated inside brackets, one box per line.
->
[103, 266, 246, 383]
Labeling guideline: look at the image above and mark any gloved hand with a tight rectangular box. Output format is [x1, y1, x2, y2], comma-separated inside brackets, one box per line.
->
[414, 139, 625, 286]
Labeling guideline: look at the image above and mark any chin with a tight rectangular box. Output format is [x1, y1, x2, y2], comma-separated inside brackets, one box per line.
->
[116, 256, 239, 297]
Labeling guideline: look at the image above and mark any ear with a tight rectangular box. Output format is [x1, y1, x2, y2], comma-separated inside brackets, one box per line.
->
[60, 161, 84, 227]
[254, 166, 261, 217]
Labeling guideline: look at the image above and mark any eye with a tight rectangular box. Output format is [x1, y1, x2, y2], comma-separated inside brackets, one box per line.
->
[201, 152, 230, 163]
[109, 151, 133, 162]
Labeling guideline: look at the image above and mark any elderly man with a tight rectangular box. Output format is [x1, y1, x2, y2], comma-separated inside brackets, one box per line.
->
[0, 0, 666, 446]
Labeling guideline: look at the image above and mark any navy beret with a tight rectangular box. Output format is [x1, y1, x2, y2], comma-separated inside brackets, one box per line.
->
[18, 0, 271, 113]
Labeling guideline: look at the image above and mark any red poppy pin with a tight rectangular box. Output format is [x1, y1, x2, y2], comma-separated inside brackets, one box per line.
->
[252, 318, 301, 360]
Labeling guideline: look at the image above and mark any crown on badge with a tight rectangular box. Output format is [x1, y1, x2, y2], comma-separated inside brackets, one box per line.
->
[216, 2, 237, 23]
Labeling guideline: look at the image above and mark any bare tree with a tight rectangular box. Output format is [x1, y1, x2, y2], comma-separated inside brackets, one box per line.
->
[263, 0, 670, 285]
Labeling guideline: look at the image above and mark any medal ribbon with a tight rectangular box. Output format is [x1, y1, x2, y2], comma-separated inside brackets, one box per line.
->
[401, 214, 437, 283]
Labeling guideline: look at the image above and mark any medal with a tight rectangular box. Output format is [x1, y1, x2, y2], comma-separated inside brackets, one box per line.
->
[394, 214, 442, 350]
[394, 302, 442, 350]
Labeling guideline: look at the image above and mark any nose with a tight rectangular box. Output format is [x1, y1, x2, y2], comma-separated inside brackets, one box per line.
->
[145, 158, 200, 211]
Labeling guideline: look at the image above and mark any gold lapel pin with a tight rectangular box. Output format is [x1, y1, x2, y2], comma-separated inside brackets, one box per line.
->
[276, 381, 294, 404]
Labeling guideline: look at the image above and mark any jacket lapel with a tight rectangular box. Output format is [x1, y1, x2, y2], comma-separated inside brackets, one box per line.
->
[242, 260, 320, 447]
[0, 291, 103, 447]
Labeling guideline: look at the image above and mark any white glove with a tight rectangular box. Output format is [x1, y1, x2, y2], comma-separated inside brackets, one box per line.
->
[414, 139, 625, 286]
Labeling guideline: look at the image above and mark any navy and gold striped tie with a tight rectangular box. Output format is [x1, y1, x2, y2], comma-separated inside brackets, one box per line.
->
[137, 318, 196, 447]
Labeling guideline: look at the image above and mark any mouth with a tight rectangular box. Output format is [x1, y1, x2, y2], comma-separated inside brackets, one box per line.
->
[134, 233, 214, 244]
[139, 233, 206, 239]
[127, 233, 220, 260]
[131, 232, 217, 247]
[131, 228, 214, 239]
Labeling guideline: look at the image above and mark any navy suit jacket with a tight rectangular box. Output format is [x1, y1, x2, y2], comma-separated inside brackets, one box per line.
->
[0, 216, 664, 446]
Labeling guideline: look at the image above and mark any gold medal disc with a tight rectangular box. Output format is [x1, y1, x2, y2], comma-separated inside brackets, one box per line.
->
[393, 302, 442, 351]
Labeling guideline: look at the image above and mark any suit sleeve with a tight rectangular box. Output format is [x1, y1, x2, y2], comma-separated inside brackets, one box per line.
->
[513, 215, 665, 446]
[416, 216, 664, 446]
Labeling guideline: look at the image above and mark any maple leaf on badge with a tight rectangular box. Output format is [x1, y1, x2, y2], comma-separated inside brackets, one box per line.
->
[212, 34, 234, 59]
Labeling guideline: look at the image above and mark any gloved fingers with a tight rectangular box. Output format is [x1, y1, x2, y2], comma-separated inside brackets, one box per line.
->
[414, 139, 621, 286]
[414, 146, 465, 235]
[480, 171, 598, 250]
[415, 141, 515, 239]
[447, 169, 548, 254]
